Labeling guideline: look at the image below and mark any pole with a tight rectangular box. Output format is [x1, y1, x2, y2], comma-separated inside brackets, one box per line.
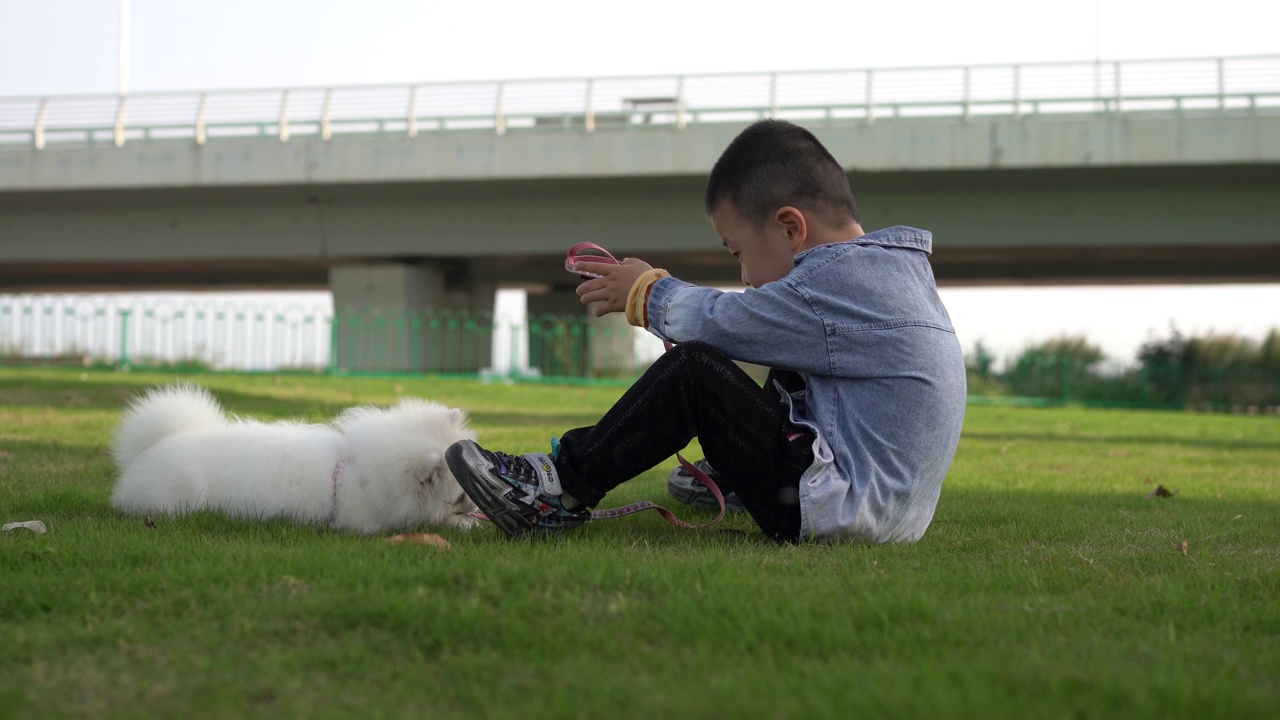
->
[118, 0, 131, 96]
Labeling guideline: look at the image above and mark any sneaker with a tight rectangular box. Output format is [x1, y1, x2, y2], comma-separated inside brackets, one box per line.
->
[445, 439, 590, 539]
[667, 459, 746, 512]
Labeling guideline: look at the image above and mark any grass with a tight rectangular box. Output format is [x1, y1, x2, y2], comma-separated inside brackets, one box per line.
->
[1, 366, 1277, 720]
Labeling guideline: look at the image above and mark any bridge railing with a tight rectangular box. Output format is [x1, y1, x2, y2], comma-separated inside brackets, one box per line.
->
[1, 55, 1278, 149]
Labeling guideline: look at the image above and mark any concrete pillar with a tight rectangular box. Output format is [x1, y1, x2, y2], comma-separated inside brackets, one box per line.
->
[525, 288, 635, 379]
[329, 262, 494, 373]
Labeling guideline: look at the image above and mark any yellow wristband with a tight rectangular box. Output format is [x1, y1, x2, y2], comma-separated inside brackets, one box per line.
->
[624, 269, 670, 327]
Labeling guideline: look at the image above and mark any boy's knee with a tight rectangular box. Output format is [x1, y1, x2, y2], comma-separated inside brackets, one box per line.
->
[664, 341, 727, 364]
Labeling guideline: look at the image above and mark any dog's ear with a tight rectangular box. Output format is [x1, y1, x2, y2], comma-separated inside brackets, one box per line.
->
[418, 452, 443, 486]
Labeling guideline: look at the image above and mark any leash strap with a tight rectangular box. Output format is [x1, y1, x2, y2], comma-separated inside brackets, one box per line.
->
[566, 242, 622, 278]
[589, 453, 726, 528]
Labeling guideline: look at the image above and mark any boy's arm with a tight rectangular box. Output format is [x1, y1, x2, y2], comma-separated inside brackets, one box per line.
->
[572, 259, 831, 374]
[646, 277, 832, 375]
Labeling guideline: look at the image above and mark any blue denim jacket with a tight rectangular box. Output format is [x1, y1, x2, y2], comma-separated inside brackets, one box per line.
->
[646, 226, 966, 543]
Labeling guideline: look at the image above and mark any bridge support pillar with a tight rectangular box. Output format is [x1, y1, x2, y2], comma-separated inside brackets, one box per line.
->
[526, 288, 636, 379]
[329, 262, 494, 373]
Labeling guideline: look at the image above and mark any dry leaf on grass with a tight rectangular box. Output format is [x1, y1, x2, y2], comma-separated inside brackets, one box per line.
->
[3, 520, 47, 534]
[383, 533, 451, 549]
[1181, 540, 1189, 556]
[144, 515, 156, 529]
[1145, 484, 1179, 499]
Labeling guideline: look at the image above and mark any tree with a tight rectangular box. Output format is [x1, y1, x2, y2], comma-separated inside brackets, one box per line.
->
[1137, 324, 1189, 369]
[1007, 334, 1105, 401]
[1016, 334, 1105, 372]
[966, 339, 995, 376]
[1256, 328, 1280, 372]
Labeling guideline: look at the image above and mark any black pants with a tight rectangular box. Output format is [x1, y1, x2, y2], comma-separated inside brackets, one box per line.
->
[554, 342, 815, 541]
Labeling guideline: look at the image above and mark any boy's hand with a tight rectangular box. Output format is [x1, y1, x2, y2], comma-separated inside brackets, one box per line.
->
[574, 258, 654, 317]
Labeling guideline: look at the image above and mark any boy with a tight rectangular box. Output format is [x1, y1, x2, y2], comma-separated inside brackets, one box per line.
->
[446, 119, 966, 543]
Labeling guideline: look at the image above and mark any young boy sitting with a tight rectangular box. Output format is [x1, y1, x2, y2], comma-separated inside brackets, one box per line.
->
[446, 119, 967, 543]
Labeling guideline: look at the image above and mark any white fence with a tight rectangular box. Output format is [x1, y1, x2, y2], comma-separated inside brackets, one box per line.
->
[1, 55, 1278, 149]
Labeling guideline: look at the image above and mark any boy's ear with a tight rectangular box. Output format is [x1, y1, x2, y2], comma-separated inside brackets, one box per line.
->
[774, 206, 808, 250]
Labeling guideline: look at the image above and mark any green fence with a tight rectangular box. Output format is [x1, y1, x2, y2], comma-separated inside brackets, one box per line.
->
[0, 295, 649, 384]
[2, 294, 1277, 411]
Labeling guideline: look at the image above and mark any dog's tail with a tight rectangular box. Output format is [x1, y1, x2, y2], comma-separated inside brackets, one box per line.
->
[113, 384, 226, 469]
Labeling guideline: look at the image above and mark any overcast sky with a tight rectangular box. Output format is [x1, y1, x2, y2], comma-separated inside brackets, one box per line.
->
[1, 0, 1277, 362]
[0, 1, 1277, 94]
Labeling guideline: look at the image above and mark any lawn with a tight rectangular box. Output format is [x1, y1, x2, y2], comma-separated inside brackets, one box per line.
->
[1, 367, 1277, 719]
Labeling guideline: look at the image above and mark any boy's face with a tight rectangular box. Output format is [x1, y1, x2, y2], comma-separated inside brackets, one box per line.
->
[709, 202, 798, 289]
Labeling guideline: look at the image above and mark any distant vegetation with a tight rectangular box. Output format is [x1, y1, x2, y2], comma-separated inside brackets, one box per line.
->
[967, 328, 1280, 411]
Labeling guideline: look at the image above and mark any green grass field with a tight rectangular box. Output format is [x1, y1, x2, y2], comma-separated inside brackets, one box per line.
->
[1, 367, 1277, 719]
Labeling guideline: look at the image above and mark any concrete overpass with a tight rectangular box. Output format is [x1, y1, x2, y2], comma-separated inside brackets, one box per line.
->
[2, 55, 1278, 315]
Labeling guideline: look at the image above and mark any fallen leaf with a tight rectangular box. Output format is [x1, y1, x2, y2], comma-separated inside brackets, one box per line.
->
[383, 533, 450, 549]
[144, 515, 156, 529]
[1145, 485, 1178, 499]
[2, 520, 47, 534]
[1180, 539, 1189, 556]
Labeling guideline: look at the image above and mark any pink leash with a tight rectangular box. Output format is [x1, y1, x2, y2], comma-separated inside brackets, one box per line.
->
[564, 242, 726, 529]
[588, 452, 727, 528]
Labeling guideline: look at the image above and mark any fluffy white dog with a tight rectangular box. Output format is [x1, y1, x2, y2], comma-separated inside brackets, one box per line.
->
[111, 384, 481, 534]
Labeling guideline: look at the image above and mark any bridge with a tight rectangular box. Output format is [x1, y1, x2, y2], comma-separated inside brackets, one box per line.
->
[2, 54, 1278, 330]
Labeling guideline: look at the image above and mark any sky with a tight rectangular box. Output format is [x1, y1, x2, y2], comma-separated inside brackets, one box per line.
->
[1, 0, 1277, 364]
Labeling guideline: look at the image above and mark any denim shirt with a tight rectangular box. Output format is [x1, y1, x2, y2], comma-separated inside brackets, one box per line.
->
[646, 226, 967, 543]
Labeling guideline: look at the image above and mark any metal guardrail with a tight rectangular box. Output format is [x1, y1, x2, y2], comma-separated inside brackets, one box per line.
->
[1, 55, 1278, 149]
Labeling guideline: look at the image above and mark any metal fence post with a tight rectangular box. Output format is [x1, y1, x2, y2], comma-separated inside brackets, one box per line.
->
[407, 84, 419, 138]
[195, 92, 208, 145]
[118, 309, 131, 368]
[676, 76, 687, 129]
[328, 313, 340, 374]
[1012, 65, 1022, 119]
[321, 88, 333, 141]
[494, 82, 506, 136]
[584, 78, 595, 133]
[962, 66, 972, 121]
[1061, 357, 1071, 404]
[1217, 57, 1226, 110]
[1113, 62, 1122, 113]
[33, 98, 48, 149]
[769, 73, 779, 117]
[113, 95, 128, 147]
[278, 90, 292, 142]
[865, 69, 875, 125]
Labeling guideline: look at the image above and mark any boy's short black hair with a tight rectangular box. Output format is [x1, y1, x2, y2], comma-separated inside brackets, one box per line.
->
[705, 119, 860, 228]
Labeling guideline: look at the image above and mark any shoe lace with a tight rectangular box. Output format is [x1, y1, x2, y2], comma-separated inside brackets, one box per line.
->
[491, 451, 539, 487]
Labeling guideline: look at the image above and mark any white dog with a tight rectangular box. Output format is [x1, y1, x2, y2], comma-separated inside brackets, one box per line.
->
[111, 384, 481, 534]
